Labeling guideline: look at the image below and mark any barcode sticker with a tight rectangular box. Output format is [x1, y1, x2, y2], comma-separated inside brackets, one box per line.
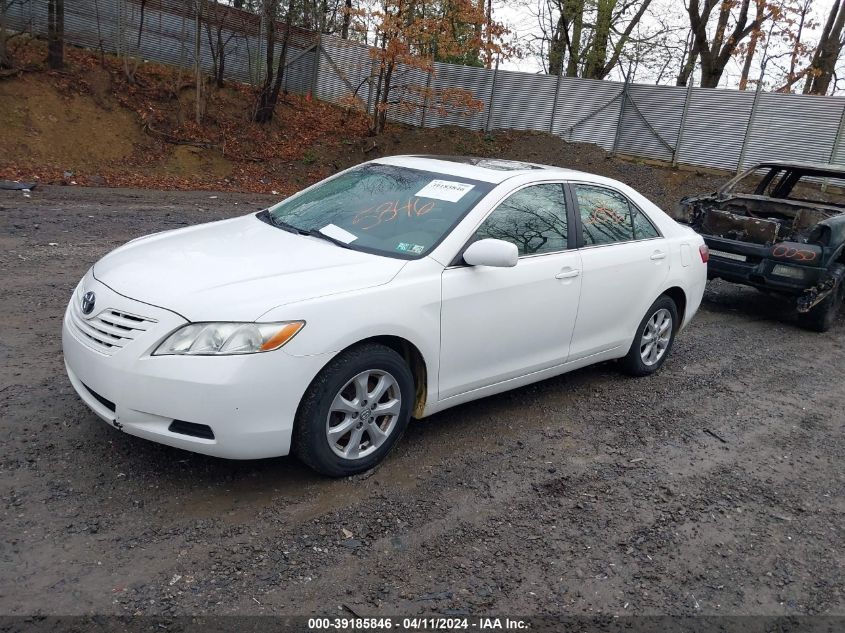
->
[416, 180, 475, 203]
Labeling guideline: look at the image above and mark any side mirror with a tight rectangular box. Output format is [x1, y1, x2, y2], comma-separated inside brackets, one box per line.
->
[463, 239, 518, 268]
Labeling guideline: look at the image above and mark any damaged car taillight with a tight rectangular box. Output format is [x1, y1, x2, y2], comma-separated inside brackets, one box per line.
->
[699, 244, 710, 263]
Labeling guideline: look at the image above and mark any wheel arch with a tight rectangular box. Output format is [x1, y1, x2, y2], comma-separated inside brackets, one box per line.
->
[362, 335, 428, 418]
[308, 335, 430, 419]
[661, 286, 687, 328]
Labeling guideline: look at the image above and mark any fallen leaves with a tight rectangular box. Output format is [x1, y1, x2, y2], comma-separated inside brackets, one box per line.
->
[1, 38, 371, 195]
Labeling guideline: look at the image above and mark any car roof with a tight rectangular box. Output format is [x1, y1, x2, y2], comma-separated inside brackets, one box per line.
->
[752, 160, 845, 176]
[372, 155, 580, 184]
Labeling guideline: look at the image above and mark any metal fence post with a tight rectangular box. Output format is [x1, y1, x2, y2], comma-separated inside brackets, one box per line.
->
[116, 0, 122, 58]
[612, 77, 630, 156]
[310, 33, 322, 99]
[420, 66, 433, 128]
[828, 105, 845, 165]
[549, 67, 564, 135]
[737, 62, 767, 174]
[485, 58, 499, 133]
[821, 105, 845, 191]
[673, 80, 694, 167]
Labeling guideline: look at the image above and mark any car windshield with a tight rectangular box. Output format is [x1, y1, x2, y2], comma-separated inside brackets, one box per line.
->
[266, 163, 494, 259]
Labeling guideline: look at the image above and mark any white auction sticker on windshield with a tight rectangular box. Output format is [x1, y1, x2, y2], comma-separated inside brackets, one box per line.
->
[416, 180, 475, 203]
[319, 224, 358, 243]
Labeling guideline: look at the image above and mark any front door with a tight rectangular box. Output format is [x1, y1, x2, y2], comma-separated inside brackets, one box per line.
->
[439, 183, 582, 400]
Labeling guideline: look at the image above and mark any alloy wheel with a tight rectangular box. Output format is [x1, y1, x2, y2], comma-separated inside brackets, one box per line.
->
[640, 308, 672, 366]
[325, 369, 401, 460]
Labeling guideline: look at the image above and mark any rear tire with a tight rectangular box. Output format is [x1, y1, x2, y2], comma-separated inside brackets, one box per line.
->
[797, 264, 845, 333]
[293, 343, 414, 477]
[620, 295, 679, 377]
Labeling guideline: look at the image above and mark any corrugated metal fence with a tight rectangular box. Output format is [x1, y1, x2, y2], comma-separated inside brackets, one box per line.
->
[7, 0, 845, 173]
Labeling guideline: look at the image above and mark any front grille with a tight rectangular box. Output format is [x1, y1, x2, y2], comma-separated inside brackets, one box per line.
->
[69, 288, 157, 355]
[169, 420, 215, 440]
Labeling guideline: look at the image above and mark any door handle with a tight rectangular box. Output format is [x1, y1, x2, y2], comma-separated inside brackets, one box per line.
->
[650, 250, 667, 261]
[555, 269, 580, 280]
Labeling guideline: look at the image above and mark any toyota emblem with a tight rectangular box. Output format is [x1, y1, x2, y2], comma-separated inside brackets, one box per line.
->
[81, 291, 96, 315]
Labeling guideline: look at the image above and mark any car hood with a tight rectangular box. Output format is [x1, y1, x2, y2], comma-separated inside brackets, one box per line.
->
[93, 214, 407, 321]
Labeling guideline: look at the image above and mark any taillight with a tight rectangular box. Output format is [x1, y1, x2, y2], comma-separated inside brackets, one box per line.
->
[699, 244, 710, 263]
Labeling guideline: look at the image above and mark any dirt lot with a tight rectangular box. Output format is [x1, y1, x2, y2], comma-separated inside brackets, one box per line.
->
[0, 182, 843, 620]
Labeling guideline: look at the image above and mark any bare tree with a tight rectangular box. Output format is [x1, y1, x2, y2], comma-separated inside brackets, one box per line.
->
[541, 0, 655, 80]
[0, 0, 9, 69]
[804, 0, 845, 94]
[686, 0, 770, 88]
[341, 0, 352, 38]
[0, 0, 13, 69]
[676, 27, 697, 85]
[254, 0, 296, 123]
[779, 0, 814, 90]
[205, 0, 237, 87]
[47, 0, 63, 70]
[547, 0, 584, 76]
[253, 0, 279, 122]
[738, 0, 769, 89]
[195, 0, 203, 124]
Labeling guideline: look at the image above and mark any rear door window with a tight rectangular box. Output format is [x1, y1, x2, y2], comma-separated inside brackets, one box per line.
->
[574, 185, 635, 245]
[574, 184, 660, 245]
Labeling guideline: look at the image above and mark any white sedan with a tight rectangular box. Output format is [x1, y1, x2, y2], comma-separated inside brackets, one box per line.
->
[63, 156, 708, 476]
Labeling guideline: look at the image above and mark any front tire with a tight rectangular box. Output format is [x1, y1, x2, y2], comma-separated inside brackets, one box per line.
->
[620, 295, 678, 377]
[293, 343, 414, 477]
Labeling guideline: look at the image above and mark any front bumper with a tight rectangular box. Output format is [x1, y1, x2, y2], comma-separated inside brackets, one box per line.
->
[62, 274, 331, 459]
[704, 236, 825, 295]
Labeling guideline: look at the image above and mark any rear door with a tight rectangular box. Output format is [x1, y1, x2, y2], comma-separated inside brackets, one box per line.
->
[568, 183, 669, 361]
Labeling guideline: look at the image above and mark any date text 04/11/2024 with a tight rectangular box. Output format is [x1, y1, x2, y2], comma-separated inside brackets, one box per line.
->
[307, 617, 530, 630]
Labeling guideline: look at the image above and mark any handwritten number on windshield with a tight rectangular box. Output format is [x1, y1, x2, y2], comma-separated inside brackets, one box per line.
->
[353, 198, 436, 230]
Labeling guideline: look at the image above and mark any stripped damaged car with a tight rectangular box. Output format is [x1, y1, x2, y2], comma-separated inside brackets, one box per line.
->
[677, 161, 845, 331]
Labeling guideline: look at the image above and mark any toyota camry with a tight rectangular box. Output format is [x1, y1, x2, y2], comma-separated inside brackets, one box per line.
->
[62, 156, 708, 476]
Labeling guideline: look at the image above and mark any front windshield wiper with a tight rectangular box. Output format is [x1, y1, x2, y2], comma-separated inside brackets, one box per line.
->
[304, 228, 355, 250]
[257, 210, 355, 250]
[257, 209, 308, 235]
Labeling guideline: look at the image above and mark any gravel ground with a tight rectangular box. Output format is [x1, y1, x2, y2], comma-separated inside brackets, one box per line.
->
[0, 183, 843, 619]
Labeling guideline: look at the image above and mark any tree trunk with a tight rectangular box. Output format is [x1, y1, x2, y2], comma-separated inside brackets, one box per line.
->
[253, 0, 278, 123]
[805, 0, 845, 95]
[341, 0, 352, 39]
[1, 0, 9, 69]
[565, 0, 582, 77]
[195, 0, 202, 124]
[371, 61, 384, 133]
[689, 0, 761, 89]
[739, 0, 767, 90]
[676, 31, 696, 86]
[265, 0, 296, 117]
[216, 28, 226, 88]
[548, 11, 566, 76]
[582, 0, 614, 79]
[254, 0, 294, 124]
[47, 0, 64, 70]
[377, 59, 394, 134]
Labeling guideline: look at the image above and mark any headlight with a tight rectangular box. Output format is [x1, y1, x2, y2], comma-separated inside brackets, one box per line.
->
[153, 321, 304, 356]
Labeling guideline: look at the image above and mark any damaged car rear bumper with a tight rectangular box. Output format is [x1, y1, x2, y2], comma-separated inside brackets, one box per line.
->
[704, 236, 825, 295]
